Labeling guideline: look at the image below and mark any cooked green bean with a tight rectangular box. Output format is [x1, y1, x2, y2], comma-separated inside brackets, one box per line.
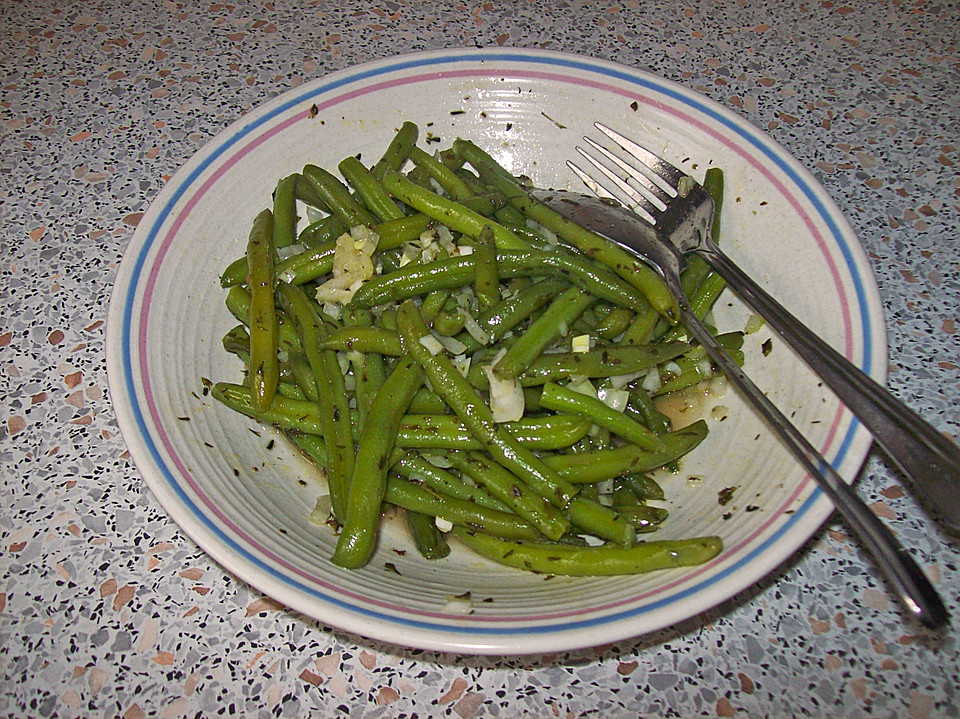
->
[452, 528, 722, 576]
[404, 509, 450, 559]
[396, 413, 590, 451]
[542, 420, 709, 483]
[338, 155, 405, 223]
[302, 164, 378, 229]
[439, 450, 571, 541]
[409, 145, 475, 200]
[387, 477, 543, 542]
[272, 174, 299, 249]
[492, 286, 595, 380]
[334, 355, 423, 568]
[245, 209, 280, 411]
[382, 170, 530, 251]
[394, 452, 509, 511]
[322, 326, 403, 356]
[538, 382, 665, 452]
[473, 224, 500, 311]
[370, 121, 418, 180]
[276, 283, 353, 521]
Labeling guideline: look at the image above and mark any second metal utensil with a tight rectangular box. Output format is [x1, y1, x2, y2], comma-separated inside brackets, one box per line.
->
[534, 188, 949, 630]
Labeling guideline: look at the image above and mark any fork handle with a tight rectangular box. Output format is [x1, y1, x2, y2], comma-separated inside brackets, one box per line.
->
[680, 305, 948, 630]
[698, 244, 960, 532]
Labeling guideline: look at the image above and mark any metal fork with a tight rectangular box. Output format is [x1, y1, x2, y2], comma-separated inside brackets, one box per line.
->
[549, 122, 953, 629]
[572, 123, 960, 531]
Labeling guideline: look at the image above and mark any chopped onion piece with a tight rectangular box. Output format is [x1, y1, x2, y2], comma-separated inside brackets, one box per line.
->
[609, 371, 644, 390]
[641, 368, 662, 393]
[486, 348, 525, 422]
[451, 354, 472, 378]
[436, 334, 468, 356]
[459, 309, 490, 345]
[434, 516, 454, 533]
[662, 360, 683, 380]
[567, 377, 597, 398]
[571, 334, 591, 353]
[598, 388, 630, 412]
[418, 334, 445, 356]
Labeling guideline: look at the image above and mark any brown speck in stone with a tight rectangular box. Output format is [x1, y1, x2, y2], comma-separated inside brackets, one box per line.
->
[738, 672, 755, 694]
[716, 696, 736, 717]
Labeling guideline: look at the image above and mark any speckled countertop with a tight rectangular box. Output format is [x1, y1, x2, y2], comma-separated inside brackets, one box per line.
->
[2, 0, 959, 716]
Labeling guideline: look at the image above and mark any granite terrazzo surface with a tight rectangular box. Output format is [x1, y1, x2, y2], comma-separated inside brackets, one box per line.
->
[2, 0, 959, 716]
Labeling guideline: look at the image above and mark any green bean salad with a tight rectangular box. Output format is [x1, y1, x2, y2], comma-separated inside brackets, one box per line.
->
[213, 122, 735, 575]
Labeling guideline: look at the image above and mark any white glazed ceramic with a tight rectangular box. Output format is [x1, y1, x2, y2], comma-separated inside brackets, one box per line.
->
[106, 48, 885, 655]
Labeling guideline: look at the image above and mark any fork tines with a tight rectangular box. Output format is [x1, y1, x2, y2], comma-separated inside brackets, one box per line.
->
[570, 122, 685, 225]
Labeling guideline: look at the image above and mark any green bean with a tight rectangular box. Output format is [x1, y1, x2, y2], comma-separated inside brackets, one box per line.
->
[453, 528, 722, 575]
[219, 256, 249, 288]
[619, 474, 666, 502]
[276, 283, 353, 521]
[370, 121, 418, 180]
[393, 452, 509, 512]
[626, 384, 672, 434]
[440, 451, 571, 542]
[430, 308, 466, 336]
[353, 350, 385, 430]
[382, 170, 530, 251]
[493, 286, 595, 380]
[211, 382, 325, 434]
[539, 381, 666, 454]
[404, 508, 451, 560]
[333, 355, 423, 568]
[272, 174, 299, 249]
[454, 277, 569, 351]
[338, 155, 405, 223]
[351, 250, 647, 313]
[616, 504, 669, 533]
[221, 324, 251, 358]
[565, 496, 636, 545]
[653, 335, 744, 395]
[224, 285, 301, 350]
[409, 145, 475, 200]
[473, 224, 500, 311]
[245, 209, 280, 411]
[294, 173, 331, 211]
[543, 420, 709, 482]
[396, 300, 580, 519]
[287, 350, 320, 402]
[419, 288, 450, 324]
[396, 413, 590, 451]
[386, 477, 543, 542]
[595, 306, 634, 339]
[299, 214, 346, 249]
[660, 272, 729, 343]
[322, 326, 403, 356]
[453, 138, 680, 323]
[505, 342, 690, 387]
[619, 307, 660, 347]
[302, 164, 378, 229]
[407, 387, 449, 415]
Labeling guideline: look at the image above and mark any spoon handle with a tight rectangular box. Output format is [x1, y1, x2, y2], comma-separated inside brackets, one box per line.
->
[679, 303, 949, 630]
[698, 243, 960, 533]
